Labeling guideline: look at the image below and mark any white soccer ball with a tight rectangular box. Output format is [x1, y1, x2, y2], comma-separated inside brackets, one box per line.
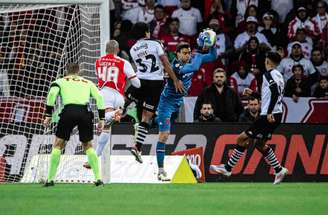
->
[203, 29, 217, 47]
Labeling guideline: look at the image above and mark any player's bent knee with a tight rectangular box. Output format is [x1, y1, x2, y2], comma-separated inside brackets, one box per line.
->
[142, 110, 154, 123]
[54, 137, 66, 149]
[159, 132, 169, 143]
[82, 141, 93, 151]
[237, 132, 249, 146]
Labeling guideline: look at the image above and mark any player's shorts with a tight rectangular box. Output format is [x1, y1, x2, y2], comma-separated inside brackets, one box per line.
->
[245, 113, 282, 140]
[56, 104, 94, 142]
[126, 79, 164, 113]
[156, 94, 183, 132]
[100, 87, 125, 109]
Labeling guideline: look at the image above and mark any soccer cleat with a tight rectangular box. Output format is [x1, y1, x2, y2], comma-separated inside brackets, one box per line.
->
[273, 167, 288, 185]
[210, 164, 232, 177]
[94, 180, 104, 187]
[130, 146, 143, 163]
[43, 180, 54, 187]
[157, 170, 170, 182]
[83, 162, 91, 169]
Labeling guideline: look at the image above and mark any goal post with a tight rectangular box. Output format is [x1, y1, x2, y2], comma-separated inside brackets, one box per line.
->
[0, 0, 110, 55]
[0, 0, 110, 183]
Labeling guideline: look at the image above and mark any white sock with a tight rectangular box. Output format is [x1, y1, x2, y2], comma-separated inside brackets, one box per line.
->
[96, 132, 110, 156]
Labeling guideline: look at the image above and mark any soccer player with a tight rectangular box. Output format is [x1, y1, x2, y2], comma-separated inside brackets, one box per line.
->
[83, 40, 141, 169]
[43, 63, 105, 187]
[210, 52, 288, 185]
[126, 22, 184, 163]
[156, 37, 217, 181]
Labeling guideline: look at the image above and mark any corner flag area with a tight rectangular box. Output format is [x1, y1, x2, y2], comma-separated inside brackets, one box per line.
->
[1, 183, 327, 215]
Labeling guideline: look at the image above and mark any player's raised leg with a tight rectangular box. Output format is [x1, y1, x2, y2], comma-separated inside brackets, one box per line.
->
[131, 111, 152, 163]
[210, 132, 249, 176]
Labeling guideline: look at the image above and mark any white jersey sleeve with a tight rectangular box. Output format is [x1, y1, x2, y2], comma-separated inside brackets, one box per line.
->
[123, 58, 141, 88]
[123, 59, 137, 79]
[130, 39, 165, 80]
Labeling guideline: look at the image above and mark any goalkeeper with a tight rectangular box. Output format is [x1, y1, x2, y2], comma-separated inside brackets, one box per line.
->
[155, 31, 217, 181]
[43, 63, 105, 187]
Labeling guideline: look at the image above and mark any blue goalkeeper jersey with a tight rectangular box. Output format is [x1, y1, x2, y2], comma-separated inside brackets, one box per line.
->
[164, 47, 217, 97]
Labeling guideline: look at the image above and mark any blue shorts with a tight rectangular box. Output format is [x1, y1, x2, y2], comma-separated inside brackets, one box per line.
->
[156, 94, 183, 132]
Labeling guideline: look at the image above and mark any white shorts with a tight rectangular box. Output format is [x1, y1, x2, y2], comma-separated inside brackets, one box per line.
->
[100, 87, 125, 109]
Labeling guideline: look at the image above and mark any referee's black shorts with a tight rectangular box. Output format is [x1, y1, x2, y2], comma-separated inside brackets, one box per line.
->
[56, 104, 94, 142]
[245, 113, 282, 140]
[125, 79, 164, 113]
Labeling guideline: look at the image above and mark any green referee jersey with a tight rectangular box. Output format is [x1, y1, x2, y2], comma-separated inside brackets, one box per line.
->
[46, 75, 104, 110]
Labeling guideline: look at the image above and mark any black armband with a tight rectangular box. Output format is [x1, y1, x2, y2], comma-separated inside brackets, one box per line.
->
[45, 105, 54, 117]
[98, 109, 105, 120]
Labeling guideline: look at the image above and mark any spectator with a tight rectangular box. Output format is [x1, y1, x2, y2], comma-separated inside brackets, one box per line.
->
[171, 0, 203, 38]
[236, 5, 259, 34]
[311, 1, 328, 34]
[313, 76, 328, 98]
[271, 0, 294, 22]
[287, 6, 319, 40]
[157, 0, 180, 16]
[277, 41, 317, 81]
[284, 64, 311, 102]
[207, 0, 230, 34]
[194, 103, 222, 122]
[208, 18, 232, 59]
[311, 48, 328, 77]
[136, 0, 156, 24]
[258, 12, 284, 48]
[287, 28, 313, 59]
[193, 68, 243, 122]
[239, 36, 267, 79]
[229, 60, 257, 98]
[120, 0, 145, 23]
[238, 96, 260, 122]
[160, 17, 189, 61]
[113, 20, 133, 59]
[150, 4, 168, 39]
[231, 0, 258, 26]
[234, 16, 270, 53]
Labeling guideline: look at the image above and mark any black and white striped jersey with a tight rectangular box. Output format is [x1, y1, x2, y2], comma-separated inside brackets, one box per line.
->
[260, 69, 285, 115]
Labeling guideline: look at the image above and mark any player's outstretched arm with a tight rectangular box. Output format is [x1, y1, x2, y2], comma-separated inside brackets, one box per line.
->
[200, 46, 217, 63]
[179, 47, 217, 75]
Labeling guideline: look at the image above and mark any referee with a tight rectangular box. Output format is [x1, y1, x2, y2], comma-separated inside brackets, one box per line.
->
[43, 63, 105, 187]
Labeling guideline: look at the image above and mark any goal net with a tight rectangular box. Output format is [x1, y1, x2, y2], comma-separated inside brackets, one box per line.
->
[0, 0, 110, 183]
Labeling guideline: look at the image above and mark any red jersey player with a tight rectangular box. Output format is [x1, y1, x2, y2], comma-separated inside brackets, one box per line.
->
[84, 40, 140, 169]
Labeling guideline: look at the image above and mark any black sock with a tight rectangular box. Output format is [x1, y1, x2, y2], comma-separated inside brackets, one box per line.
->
[135, 122, 149, 151]
[225, 145, 246, 172]
[262, 147, 282, 173]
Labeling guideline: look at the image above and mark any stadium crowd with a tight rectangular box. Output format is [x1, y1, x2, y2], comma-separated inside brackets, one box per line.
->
[0, 0, 328, 123]
[109, 0, 328, 122]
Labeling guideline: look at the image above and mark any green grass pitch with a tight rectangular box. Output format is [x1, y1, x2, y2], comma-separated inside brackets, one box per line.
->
[1, 183, 327, 215]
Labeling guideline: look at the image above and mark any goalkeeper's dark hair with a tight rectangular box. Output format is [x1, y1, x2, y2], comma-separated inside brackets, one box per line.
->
[265, 51, 281, 65]
[176, 42, 190, 53]
[66, 63, 80, 75]
[131, 22, 150, 40]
